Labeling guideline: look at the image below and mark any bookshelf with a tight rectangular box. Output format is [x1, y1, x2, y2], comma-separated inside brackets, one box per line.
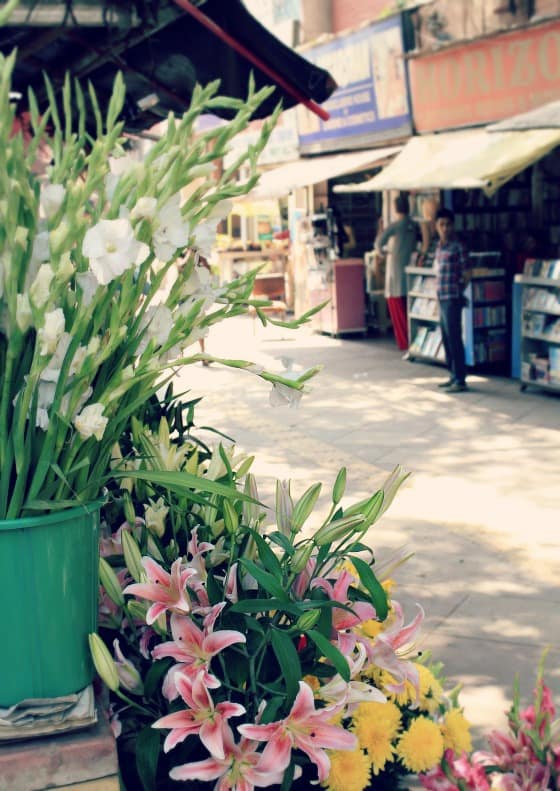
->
[516, 260, 560, 394]
[406, 258, 507, 367]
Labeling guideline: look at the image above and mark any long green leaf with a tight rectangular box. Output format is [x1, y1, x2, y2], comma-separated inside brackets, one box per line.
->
[249, 529, 283, 577]
[270, 629, 301, 706]
[307, 630, 350, 682]
[135, 726, 160, 791]
[114, 469, 256, 503]
[351, 556, 388, 621]
[239, 560, 289, 602]
[229, 598, 301, 616]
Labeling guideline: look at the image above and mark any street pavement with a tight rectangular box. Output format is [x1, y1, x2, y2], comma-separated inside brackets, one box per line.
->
[174, 315, 560, 744]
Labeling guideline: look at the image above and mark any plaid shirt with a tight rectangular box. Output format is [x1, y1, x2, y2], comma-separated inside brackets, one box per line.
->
[435, 239, 468, 300]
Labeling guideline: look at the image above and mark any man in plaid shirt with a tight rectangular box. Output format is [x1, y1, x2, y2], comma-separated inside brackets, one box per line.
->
[435, 208, 469, 392]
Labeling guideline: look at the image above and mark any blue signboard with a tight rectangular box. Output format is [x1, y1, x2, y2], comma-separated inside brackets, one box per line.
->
[297, 16, 412, 153]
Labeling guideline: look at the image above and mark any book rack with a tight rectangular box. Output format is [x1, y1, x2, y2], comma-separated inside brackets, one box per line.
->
[406, 262, 507, 368]
[516, 263, 560, 394]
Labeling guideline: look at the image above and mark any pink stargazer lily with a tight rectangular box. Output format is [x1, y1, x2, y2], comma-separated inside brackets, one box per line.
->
[152, 605, 246, 699]
[311, 569, 377, 631]
[169, 724, 287, 790]
[152, 671, 245, 759]
[238, 681, 357, 782]
[367, 601, 424, 695]
[123, 557, 196, 625]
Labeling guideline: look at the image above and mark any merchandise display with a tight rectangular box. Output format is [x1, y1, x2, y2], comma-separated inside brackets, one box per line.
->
[406, 261, 507, 367]
[516, 263, 560, 393]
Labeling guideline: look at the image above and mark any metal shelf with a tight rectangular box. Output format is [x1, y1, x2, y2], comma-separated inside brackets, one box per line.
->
[515, 275, 560, 287]
[523, 305, 560, 317]
[409, 314, 439, 323]
[522, 333, 560, 344]
[521, 377, 560, 393]
[408, 291, 437, 299]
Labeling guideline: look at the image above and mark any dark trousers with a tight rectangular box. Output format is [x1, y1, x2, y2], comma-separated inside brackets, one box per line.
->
[439, 298, 466, 384]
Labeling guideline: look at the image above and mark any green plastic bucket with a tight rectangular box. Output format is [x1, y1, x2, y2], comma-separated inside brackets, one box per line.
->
[0, 502, 100, 706]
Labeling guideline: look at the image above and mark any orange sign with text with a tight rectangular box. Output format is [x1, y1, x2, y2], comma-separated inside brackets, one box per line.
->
[409, 19, 560, 132]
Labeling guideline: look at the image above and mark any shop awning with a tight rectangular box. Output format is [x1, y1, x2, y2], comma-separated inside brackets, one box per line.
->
[333, 128, 560, 196]
[488, 101, 560, 132]
[240, 145, 402, 201]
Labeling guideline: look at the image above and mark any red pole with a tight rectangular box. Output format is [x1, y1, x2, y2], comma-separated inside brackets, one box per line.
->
[173, 0, 331, 121]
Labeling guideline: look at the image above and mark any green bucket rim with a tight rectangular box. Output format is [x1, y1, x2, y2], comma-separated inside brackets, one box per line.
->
[0, 500, 104, 531]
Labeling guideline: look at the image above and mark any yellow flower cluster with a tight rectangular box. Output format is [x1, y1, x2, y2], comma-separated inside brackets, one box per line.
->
[323, 669, 472, 790]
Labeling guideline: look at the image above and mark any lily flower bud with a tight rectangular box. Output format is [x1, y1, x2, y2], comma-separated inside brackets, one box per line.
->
[275, 479, 293, 537]
[88, 633, 119, 692]
[113, 639, 144, 695]
[121, 529, 145, 583]
[313, 515, 365, 547]
[291, 482, 322, 533]
[332, 467, 347, 505]
[99, 557, 125, 607]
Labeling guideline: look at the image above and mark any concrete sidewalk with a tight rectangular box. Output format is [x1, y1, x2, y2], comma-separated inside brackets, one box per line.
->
[175, 316, 560, 743]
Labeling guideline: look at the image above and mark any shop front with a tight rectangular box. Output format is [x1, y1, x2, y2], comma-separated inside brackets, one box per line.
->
[289, 13, 414, 333]
[334, 18, 560, 382]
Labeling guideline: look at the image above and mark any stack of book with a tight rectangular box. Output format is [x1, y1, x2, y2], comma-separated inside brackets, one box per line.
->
[523, 288, 560, 312]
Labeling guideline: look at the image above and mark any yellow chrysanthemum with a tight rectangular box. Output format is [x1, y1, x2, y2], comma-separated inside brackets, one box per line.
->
[351, 701, 401, 774]
[417, 665, 444, 714]
[396, 716, 444, 773]
[323, 747, 371, 791]
[441, 708, 472, 754]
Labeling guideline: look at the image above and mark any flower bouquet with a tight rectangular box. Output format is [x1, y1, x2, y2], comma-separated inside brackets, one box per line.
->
[0, 49, 319, 704]
[419, 651, 560, 790]
[92, 394, 473, 791]
[0, 49, 313, 520]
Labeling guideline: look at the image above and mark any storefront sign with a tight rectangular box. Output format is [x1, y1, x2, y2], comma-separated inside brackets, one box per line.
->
[410, 19, 560, 132]
[297, 16, 412, 154]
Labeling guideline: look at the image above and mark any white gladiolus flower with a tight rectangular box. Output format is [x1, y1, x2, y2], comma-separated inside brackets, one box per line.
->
[152, 195, 190, 263]
[191, 219, 217, 259]
[70, 344, 88, 376]
[83, 219, 149, 285]
[38, 308, 65, 356]
[30, 263, 54, 308]
[40, 183, 66, 218]
[16, 293, 33, 333]
[31, 230, 50, 263]
[180, 263, 211, 298]
[41, 332, 71, 381]
[57, 252, 74, 281]
[138, 304, 174, 353]
[130, 197, 157, 221]
[105, 155, 137, 200]
[15, 226, 29, 248]
[76, 271, 99, 306]
[269, 382, 303, 409]
[74, 402, 108, 441]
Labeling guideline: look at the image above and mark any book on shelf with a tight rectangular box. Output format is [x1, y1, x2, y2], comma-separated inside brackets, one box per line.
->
[472, 305, 506, 327]
[410, 297, 438, 318]
[472, 280, 505, 302]
[523, 259, 560, 279]
[523, 287, 560, 312]
[523, 312, 546, 335]
[544, 318, 560, 339]
[410, 326, 428, 353]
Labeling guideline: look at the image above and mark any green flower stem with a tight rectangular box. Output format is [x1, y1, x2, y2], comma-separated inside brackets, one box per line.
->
[114, 689, 155, 718]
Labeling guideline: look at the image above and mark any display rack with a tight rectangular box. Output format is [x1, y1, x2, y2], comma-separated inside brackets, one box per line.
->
[516, 263, 560, 394]
[406, 263, 507, 367]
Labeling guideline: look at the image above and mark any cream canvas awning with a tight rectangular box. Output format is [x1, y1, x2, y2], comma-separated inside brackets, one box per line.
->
[239, 146, 402, 202]
[334, 128, 560, 196]
[488, 101, 560, 132]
